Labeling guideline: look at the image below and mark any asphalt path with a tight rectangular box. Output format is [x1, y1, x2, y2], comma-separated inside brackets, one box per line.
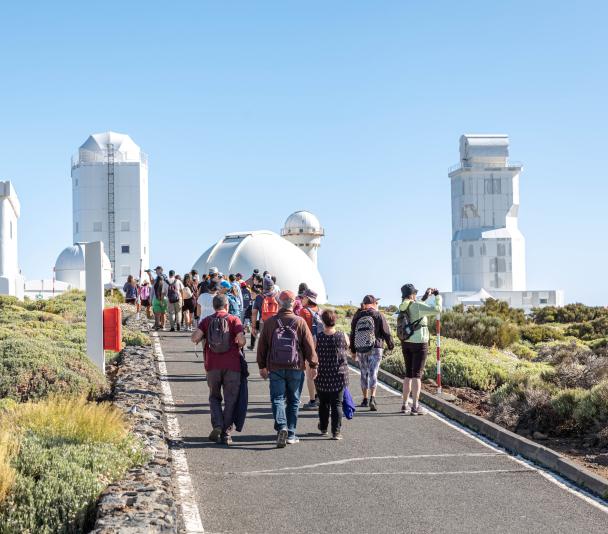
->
[158, 329, 608, 534]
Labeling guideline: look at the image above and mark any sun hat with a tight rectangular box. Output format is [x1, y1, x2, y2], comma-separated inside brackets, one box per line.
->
[209, 267, 219, 275]
[401, 284, 418, 299]
[303, 289, 318, 305]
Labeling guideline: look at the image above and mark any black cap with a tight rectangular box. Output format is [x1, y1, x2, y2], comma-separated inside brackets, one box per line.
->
[169, 270, 175, 276]
[401, 284, 418, 299]
[362, 295, 380, 305]
[253, 269, 259, 274]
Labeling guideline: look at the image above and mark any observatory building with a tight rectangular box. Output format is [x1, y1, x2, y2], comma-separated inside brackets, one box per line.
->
[0, 181, 24, 299]
[61, 131, 150, 285]
[54, 242, 112, 290]
[442, 135, 563, 311]
[281, 210, 324, 265]
[192, 211, 327, 303]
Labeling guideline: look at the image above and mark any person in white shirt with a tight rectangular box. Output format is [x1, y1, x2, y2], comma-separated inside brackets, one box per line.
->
[197, 280, 219, 321]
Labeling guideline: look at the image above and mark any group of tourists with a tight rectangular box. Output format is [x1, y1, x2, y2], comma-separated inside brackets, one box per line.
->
[124, 266, 442, 448]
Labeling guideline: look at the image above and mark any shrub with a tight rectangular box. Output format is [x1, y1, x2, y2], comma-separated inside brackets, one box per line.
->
[520, 324, 564, 344]
[531, 303, 608, 324]
[441, 311, 520, 349]
[0, 431, 18, 503]
[122, 330, 151, 347]
[508, 342, 537, 361]
[565, 317, 608, 341]
[0, 398, 146, 533]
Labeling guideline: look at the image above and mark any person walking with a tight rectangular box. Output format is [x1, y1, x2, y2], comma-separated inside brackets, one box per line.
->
[197, 280, 219, 321]
[350, 295, 394, 411]
[398, 284, 442, 415]
[182, 273, 196, 331]
[250, 276, 279, 351]
[257, 290, 318, 447]
[241, 281, 253, 330]
[140, 279, 152, 319]
[151, 270, 168, 331]
[166, 270, 184, 332]
[191, 294, 246, 445]
[315, 309, 349, 440]
[123, 275, 138, 304]
[298, 289, 323, 410]
[292, 282, 308, 316]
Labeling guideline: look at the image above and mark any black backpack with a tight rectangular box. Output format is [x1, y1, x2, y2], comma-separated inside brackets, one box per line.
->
[207, 315, 232, 353]
[168, 282, 180, 303]
[397, 301, 423, 342]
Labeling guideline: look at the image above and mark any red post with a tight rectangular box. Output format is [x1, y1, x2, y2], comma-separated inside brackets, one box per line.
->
[436, 314, 442, 394]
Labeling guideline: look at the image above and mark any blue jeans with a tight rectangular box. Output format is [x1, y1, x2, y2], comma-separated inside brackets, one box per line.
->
[269, 369, 305, 438]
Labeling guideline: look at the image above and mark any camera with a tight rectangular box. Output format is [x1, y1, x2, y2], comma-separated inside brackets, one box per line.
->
[432, 289, 440, 296]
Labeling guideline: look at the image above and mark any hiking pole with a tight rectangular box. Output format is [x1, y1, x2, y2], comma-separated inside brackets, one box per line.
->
[435, 313, 442, 395]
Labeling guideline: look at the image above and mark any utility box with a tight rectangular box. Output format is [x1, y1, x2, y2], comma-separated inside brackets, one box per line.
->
[103, 307, 122, 352]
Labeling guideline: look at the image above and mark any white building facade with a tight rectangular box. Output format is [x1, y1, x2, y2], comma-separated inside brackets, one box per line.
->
[0, 181, 24, 299]
[71, 131, 149, 284]
[443, 135, 563, 312]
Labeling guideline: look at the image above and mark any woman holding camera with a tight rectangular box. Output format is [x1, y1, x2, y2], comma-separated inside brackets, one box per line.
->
[399, 284, 442, 415]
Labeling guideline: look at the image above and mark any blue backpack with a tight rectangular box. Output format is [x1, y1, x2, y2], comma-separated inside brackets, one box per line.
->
[306, 307, 324, 340]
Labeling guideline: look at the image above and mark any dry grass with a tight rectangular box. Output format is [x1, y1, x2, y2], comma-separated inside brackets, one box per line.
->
[2, 397, 129, 446]
[0, 431, 18, 503]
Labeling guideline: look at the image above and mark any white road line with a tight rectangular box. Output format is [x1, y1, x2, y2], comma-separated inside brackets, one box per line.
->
[153, 333, 205, 534]
[225, 469, 533, 477]
[239, 452, 506, 474]
[349, 364, 608, 514]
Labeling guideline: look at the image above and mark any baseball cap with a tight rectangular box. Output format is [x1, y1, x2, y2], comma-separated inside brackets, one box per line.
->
[220, 280, 232, 290]
[240, 281, 247, 288]
[263, 277, 274, 291]
[401, 284, 418, 298]
[279, 290, 296, 301]
[303, 289, 318, 304]
[362, 295, 380, 305]
[253, 269, 260, 274]
[155, 265, 163, 271]
[209, 267, 219, 275]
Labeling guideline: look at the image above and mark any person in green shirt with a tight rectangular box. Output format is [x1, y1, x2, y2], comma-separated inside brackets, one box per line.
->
[399, 284, 442, 415]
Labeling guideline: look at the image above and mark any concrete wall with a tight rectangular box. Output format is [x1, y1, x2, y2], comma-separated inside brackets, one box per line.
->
[442, 289, 565, 313]
[0, 181, 24, 298]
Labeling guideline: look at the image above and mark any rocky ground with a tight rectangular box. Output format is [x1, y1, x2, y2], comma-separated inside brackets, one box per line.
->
[91, 314, 177, 534]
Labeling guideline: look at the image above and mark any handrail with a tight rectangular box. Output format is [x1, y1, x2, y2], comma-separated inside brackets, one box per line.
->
[71, 149, 148, 169]
[281, 227, 325, 236]
[448, 160, 523, 173]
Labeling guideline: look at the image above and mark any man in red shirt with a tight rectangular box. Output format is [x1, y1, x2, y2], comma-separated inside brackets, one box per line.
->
[191, 293, 246, 446]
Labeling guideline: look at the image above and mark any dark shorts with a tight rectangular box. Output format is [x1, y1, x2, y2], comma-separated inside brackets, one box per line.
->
[125, 298, 136, 304]
[141, 299, 150, 307]
[183, 298, 196, 313]
[401, 342, 429, 379]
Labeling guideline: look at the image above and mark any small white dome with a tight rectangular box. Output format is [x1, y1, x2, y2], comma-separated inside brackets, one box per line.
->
[54, 243, 112, 289]
[282, 210, 324, 236]
[192, 230, 327, 303]
[80, 131, 141, 155]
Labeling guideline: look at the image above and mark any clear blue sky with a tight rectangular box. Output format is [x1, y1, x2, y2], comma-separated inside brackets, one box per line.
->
[1, 2, 606, 305]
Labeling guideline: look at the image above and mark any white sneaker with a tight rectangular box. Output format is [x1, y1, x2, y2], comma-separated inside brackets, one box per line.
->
[286, 436, 300, 445]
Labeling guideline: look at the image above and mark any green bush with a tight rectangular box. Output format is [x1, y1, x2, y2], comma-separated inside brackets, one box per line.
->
[531, 303, 608, 324]
[508, 342, 537, 361]
[520, 324, 564, 344]
[122, 330, 151, 347]
[565, 317, 608, 341]
[440, 311, 520, 349]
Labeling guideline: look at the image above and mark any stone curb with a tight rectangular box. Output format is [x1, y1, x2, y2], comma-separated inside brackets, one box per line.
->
[348, 356, 608, 501]
[91, 314, 178, 533]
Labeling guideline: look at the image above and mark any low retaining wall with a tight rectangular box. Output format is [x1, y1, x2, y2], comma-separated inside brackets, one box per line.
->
[349, 356, 608, 501]
[91, 316, 178, 533]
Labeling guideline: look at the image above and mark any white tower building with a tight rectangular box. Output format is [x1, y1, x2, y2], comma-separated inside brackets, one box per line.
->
[280, 210, 324, 265]
[71, 131, 149, 284]
[449, 134, 526, 292]
[443, 134, 563, 311]
[0, 181, 24, 299]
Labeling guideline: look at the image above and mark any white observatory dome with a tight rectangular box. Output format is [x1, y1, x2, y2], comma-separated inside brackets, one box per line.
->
[78, 131, 142, 163]
[192, 230, 327, 303]
[54, 243, 112, 289]
[282, 210, 323, 236]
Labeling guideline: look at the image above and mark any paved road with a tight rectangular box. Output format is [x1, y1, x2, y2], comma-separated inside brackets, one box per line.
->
[158, 330, 607, 534]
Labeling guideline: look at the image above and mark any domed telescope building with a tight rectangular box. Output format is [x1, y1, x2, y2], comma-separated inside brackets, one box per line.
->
[66, 131, 150, 284]
[280, 210, 324, 265]
[192, 211, 327, 303]
[54, 242, 112, 290]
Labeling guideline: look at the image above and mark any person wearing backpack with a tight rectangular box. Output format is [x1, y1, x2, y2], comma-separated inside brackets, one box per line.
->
[257, 290, 318, 448]
[197, 280, 219, 321]
[181, 273, 196, 331]
[166, 270, 184, 332]
[140, 279, 152, 319]
[151, 270, 169, 331]
[191, 293, 246, 446]
[315, 309, 350, 440]
[250, 276, 279, 350]
[298, 289, 323, 410]
[398, 284, 442, 415]
[349, 295, 394, 411]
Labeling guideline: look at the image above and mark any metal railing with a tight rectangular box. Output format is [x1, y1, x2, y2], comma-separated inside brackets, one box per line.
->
[281, 226, 325, 237]
[448, 160, 523, 173]
[71, 149, 148, 169]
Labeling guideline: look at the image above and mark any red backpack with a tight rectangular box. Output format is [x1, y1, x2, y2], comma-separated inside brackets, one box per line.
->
[261, 295, 279, 321]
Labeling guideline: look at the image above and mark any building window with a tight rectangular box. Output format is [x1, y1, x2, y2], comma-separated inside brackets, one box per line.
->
[120, 265, 130, 276]
[481, 243, 487, 256]
[539, 298, 548, 304]
[497, 243, 506, 256]
[484, 178, 502, 194]
[74, 178, 78, 187]
[121, 245, 130, 254]
[93, 222, 102, 232]
[121, 221, 130, 232]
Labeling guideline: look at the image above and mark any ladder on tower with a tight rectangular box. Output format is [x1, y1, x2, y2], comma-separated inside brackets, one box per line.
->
[107, 143, 115, 280]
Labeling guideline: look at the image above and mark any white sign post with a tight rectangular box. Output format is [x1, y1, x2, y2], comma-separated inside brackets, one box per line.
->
[85, 241, 105, 374]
